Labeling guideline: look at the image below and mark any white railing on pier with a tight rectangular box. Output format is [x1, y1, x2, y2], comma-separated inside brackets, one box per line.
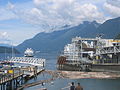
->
[8, 57, 45, 67]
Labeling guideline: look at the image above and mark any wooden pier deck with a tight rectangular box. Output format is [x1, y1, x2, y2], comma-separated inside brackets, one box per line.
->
[0, 66, 45, 90]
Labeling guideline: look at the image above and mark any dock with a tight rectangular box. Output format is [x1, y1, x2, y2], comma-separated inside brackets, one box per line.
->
[0, 48, 46, 90]
[0, 66, 45, 90]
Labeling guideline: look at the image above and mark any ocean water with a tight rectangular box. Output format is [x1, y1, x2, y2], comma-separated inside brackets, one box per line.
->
[25, 78, 120, 90]
[1, 53, 120, 90]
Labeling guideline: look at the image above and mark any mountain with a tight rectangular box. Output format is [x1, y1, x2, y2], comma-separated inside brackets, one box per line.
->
[16, 21, 100, 53]
[97, 17, 120, 38]
[0, 43, 11, 47]
[16, 17, 120, 53]
[115, 33, 120, 39]
[0, 46, 20, 54]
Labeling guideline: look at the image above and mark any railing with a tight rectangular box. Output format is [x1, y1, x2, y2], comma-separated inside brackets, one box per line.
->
[8, 57, 45, 67]
[96, 46, 120, 55]
[0, 71, 24, 84]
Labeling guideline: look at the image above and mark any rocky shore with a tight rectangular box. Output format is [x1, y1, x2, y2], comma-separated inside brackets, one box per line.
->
[58, 71, 120, 79]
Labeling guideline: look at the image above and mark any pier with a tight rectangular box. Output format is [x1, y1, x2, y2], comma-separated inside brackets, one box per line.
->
[0, 69, 24, 90]
[0, 66, 45, 90]
[0, 48, 46, 90]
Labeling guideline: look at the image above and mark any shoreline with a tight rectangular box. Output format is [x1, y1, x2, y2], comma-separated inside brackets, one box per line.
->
[58, 70, 120, 79]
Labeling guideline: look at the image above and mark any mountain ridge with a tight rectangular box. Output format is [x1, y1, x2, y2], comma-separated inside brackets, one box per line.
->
[16, 17, 120, 53]
[0, 46, 20, 54]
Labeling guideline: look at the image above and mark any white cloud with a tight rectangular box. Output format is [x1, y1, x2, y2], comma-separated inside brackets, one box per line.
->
[0, 32, 8, 38]
[71, 3, 105, 23]
[103, 0, 120, 17]
[107, 0, 120, 8]
[10, 0, 105, 31]
[7, 2, 15, 9]
[0, 8, 17, 21]
[0, 32, 11, 44]
[33, 0, 41, 5]
[1, 0, 119, 33]
[0, 2, 17, 21]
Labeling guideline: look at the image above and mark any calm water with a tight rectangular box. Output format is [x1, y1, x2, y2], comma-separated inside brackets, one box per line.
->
[25, 78, 120, 90]
[1, 53, 120, 90]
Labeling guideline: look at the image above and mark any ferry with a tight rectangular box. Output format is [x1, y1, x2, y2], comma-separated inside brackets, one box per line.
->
[57, 36, 120, 72]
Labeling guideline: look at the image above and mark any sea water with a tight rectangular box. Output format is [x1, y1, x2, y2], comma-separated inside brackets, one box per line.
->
[25, 78, 120, 90]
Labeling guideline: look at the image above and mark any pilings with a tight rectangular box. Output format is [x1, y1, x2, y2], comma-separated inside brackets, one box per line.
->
[0, 73, 24, 90]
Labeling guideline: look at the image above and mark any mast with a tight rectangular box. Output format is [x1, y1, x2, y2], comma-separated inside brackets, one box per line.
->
[80, 39, 83, 58]
[11, 42, 14, 57]
[5, 48, 6, 59]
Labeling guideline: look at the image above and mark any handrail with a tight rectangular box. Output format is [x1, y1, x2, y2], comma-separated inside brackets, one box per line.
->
[0, 71, 24, 84]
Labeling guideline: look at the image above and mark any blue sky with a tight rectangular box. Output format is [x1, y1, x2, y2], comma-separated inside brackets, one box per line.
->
[0, 0, 120, 45]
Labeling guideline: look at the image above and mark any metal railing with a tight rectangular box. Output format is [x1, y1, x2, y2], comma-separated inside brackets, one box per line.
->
[0, 71, 24, 84]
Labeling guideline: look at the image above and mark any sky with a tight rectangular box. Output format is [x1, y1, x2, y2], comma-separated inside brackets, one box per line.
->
[0, 0, 120, 46]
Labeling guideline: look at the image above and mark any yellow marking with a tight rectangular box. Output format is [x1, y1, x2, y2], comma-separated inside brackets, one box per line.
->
[109, 40, 120, 42]
[8, 70, 14, 74]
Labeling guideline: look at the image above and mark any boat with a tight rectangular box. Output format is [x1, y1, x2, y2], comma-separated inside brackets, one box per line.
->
[57, 36, 120, 72]
[57, 37, 93, 71]
[24, 48, 34, 57]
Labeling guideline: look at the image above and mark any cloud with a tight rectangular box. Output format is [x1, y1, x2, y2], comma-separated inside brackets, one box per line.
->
[107, 0, 120, 8]
[0, 32, 8, 38]
[0, 2, 17, 21]
[10, 0, 105, 31]
[0, 32, 11, 44]
[7, 2, 15, 9]
[71, 3, 105, 23]
[104, 0, 120, 17]
[0, 8, 17, 21]
[1, 0, 119, 32]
